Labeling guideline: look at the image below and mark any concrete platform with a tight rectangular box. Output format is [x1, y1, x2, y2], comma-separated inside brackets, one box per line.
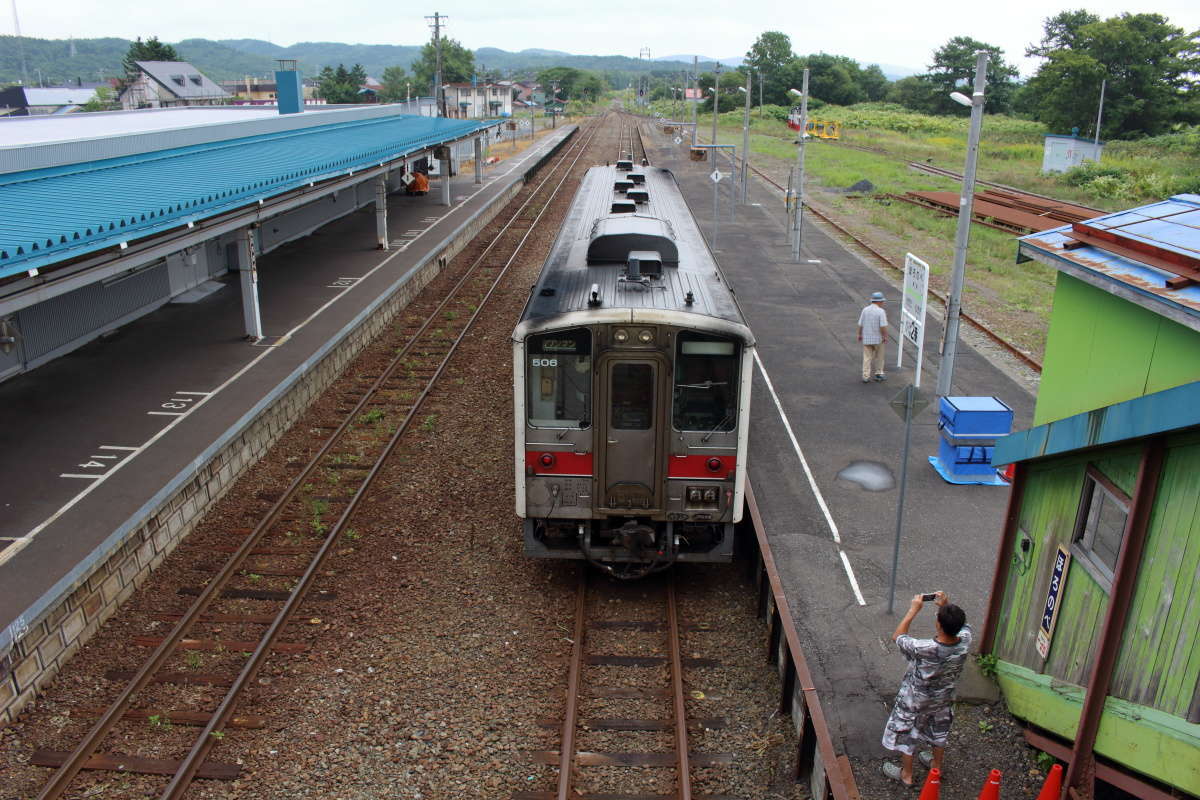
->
[643, 126, 1034, 760]
[0, 126, 575, 669]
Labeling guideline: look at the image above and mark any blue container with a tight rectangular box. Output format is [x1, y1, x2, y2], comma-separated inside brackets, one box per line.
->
[937, 396, 1013, 476]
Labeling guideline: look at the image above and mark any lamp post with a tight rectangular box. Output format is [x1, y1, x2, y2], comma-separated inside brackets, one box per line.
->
[788, 72, 809, 261]
[935, 51, 988, 399]
[738, 80, 751, 203]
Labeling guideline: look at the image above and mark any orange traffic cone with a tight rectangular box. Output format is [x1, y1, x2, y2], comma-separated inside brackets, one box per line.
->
[977, 768, 1002, 800]
[1035, 764, 1063, 800]
[918, 767, 941, 800]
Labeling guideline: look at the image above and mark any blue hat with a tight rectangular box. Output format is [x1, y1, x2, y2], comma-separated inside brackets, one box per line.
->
[870, 291, 885, 302]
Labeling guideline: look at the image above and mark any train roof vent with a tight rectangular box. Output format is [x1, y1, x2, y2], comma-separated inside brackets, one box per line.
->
[611, 200, 637, 213]
[615, 159, 634, 171]
[613, 180, 634, 193]
[628, 172, 646, 184]
[588, 217, 678, 265]
[626, 188, 649, 204]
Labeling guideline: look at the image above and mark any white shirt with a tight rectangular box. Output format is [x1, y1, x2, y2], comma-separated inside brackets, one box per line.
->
[858, 303, 888, 345]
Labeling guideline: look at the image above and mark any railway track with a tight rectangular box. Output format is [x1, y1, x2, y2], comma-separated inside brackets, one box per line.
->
[743, 159, 1045, 373]
[26, 117, 610, 800]
[516, 571, 732, 800]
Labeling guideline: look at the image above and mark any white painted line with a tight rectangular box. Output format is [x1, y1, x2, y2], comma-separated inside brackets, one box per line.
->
[60, 474, 102, 480]
[99, 445, 138, 451]
[6, 130, 570, 565]
[147, 411, 185, 416]
[806, 259, 822, 264]
[753, 350, 867, 606]
[91, 455, 118, 460]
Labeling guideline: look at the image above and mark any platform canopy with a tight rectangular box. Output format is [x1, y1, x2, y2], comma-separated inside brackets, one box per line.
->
[0, 110, 490, 280]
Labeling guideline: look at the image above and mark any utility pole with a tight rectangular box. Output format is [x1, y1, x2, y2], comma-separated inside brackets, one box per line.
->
[11, 0, 28, 86]
[935, 52, 989, 399]
[690, 56, 698, 145]
[741, 70, 752, 203]
[790, 69, 809, 261]
[639, 46, 650, 107]
[1093, 78, 1106, 146]
[711, 62, 722, 251]
[426, 12, 447, 117]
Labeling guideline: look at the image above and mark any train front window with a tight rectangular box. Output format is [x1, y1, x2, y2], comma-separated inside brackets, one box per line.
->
[527, 330, 591, 428]
[673, 333, 738, 432]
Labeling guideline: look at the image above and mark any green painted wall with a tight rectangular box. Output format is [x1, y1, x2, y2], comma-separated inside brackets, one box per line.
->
[991, 433, 1200, 793]
[1034, 275, 1200, 426]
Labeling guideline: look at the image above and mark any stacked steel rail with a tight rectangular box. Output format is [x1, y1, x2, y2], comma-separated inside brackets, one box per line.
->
[30, 117, 606, 800]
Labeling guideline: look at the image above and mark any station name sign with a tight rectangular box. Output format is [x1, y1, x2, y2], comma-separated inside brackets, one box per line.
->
[1036, 544, 1071, 659]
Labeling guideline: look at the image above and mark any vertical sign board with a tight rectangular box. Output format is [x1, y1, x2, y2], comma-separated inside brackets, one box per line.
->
[1036, 544, 1071, 659]
[897, 253, 930, 387]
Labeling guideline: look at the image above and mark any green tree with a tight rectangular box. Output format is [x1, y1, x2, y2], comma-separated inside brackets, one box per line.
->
[121, 36, 179, 89]
[80, 85, 117, 112]
[410, 37, 474, 95]
[317, 63, 367, 104]
[537, 66, 583, 98]
[886, 75, 940, 110]
[698, 68, 750, 113]
[744, 31, 795, 105]
[925, 36, 1020, 114]
[1021, 12, 1200, 138]
[1026, 9, 1101, 58]
[803, 53, 868, 106]
[378, 65, 410, 103]
[575, 72, 606, 102]
[860, 64, 890, 102]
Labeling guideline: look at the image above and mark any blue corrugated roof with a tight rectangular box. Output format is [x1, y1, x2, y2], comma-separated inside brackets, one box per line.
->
[1017, 194, 1200, 325]
[993, 380, 1200, 465]
[0, 114, 488, 279]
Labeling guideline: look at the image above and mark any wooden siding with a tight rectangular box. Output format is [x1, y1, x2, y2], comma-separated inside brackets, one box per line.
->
[993, 447, 1141, 687]
[1111, 431, 1200, 720]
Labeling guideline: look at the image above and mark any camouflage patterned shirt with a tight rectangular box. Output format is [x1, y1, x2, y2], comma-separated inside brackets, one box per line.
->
[894, 624, 973, 708]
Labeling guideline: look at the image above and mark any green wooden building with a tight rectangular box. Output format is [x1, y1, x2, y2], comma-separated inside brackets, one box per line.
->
[983, 194, 1200, 798]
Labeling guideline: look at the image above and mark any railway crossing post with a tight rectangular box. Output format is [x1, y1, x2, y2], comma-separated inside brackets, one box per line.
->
[237, 226, 263, 341]
[375, 176, 389, 250]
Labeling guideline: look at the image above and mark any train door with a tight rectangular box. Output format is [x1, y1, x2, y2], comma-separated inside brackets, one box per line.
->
[598, 356, 665, 513]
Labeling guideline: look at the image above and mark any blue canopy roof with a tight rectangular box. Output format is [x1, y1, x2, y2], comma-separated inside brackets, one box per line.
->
[0, 113, 488, 279]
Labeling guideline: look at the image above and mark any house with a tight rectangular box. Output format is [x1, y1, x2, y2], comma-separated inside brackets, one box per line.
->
[441, 83, 512, 119]
[0, 86, 101, 116]
[120, 61, 229, 110]
[218, 76, 323, 106]
[983, 194, 1200, 798]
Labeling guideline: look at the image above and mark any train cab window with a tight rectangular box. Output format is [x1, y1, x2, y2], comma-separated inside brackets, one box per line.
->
[611, 363, 653, 429]
[673, 333, 738, 432]
[527, 330, 592, 428]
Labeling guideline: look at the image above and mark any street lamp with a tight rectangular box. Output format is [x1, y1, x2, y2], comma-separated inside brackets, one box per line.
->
[738, 83, 751, 203]
[935, 52, 988, 399]
[787, 78, 809, 260]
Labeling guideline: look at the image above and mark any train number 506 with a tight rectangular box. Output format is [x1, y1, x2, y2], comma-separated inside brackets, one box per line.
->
[531, 358, 559, 367]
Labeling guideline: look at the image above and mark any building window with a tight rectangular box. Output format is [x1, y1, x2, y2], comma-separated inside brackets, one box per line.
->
[1071, 465, 1130, 592]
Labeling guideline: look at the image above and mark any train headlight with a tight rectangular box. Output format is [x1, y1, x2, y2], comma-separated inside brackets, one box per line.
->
[613, 329, 629, 344]
[687, 487, 702, 503]
[539, 453, 556, 468]
[703, 487, 718, 503]
[638, 329, 654, 344]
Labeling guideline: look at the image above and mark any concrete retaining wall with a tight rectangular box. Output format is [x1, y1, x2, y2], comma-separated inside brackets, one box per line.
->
[0, 129, 572, 723]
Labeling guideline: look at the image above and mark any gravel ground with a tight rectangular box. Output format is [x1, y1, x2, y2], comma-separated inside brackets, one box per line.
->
[0, 116, 803, 800]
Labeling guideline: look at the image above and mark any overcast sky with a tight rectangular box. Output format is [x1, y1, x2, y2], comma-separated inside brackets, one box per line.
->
[14, 0, 1200, 78]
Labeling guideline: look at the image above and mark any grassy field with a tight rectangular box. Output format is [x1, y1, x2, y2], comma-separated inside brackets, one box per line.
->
[647, 98, 1200, 362]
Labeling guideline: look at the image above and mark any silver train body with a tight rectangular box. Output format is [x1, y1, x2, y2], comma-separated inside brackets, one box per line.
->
[512, 162, 755, 572]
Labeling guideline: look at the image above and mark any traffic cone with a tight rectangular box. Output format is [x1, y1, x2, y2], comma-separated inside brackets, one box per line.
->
[977, 768, 1001, 800]
[1035, 764, 1063, 800]
[918, 767, 941, 800]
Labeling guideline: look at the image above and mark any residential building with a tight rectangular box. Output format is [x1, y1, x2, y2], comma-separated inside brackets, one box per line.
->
[441, 83, 512, 119]
[0, 86, 101, 116]
[119, 61, 229, 110]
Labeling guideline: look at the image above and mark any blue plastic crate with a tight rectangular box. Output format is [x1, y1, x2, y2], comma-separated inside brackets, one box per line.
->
[938, 396, 1013, 438]
[937, 437, 997, 475]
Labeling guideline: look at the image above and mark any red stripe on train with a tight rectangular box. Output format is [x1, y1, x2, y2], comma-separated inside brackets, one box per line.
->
[668, 454, 736, 479]
[525, 451, 594, 476]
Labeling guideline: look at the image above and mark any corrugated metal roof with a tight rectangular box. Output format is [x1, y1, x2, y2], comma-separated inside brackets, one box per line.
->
[0, 114, 488, 279]
[23, 88, 97, 105]
[1017, 194, 1200, 331]
[135, 61, 228, 100]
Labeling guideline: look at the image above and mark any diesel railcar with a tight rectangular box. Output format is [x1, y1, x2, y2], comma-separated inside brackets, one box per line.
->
[513, 161, 754, 575]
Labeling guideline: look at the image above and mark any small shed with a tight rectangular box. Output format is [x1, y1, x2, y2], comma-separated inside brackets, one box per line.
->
[983, 195, 1200, 797]
[1042, 129, 1104, 174]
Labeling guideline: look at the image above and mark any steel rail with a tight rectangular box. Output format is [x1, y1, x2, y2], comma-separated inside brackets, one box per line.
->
[162, 115, 608, 800]
[666, 575, 693, 800]
[35, 117, 603, 800]
[742, 160, 1044, 373]
[555, 570, 588, 800]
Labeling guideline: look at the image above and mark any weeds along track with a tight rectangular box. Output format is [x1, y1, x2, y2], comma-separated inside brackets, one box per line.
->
[9, 116, 634, 800]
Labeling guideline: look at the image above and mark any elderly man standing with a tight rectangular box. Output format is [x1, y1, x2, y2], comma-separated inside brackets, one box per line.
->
[882, 591, 972, 787]
[857, 291, 889, 383]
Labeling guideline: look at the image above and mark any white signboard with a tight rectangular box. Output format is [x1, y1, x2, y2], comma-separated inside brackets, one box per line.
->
[710, 170, 723, 183]
[896, 253, 930, 387]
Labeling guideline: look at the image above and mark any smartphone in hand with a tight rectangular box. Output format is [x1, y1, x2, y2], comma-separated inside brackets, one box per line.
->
[921, 593, 938, 601]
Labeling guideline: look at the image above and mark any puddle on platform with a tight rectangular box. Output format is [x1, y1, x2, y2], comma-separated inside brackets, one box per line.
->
[836, 461, 895, 492]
